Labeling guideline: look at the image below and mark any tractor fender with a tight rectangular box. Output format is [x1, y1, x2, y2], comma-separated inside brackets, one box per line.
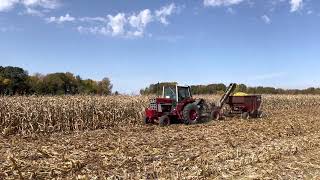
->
[193, 99, 207, 113]
[193, 99, 205, 106]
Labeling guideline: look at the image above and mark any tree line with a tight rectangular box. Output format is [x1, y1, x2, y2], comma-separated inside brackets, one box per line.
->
[0, 66, 113, 95]
[2, 66, 320, 96]
[140, 82, 320, 95]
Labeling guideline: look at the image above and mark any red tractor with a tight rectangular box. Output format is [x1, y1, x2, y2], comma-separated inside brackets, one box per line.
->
[143, 85, 207, 126]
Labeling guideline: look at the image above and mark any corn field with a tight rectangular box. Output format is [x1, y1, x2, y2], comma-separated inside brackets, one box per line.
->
[1, 95, 320, 179]
[0, 95, 151, 136]
[1, 95, 320, 136]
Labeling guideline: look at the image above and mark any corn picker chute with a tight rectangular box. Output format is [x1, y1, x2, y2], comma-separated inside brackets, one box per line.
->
[143, 83, 263, 126]
[211, 83, 263, 119]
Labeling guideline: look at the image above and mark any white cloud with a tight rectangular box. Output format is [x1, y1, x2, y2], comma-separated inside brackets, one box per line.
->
[46, 13, 75, 24]
[107, 13, 126, 36]
[77, 13, 127, 37]
[155, 3, 177, 25]
[0, 0, 59, 13]
[77, 26, 107, 35]
[261, 15, 271, 24]
[77, 4, 178, 38]
[79, 17, 107, 23]
[290, 0, 303, 12]
[128, 9, 153, 37]
[204, 0, 305, 13]
[0, 0, 19, 12]
[204, 0, 244, 7]
[22, 7, 44, 16]
[77, 11, 152, 38]
[21, 0, 59, 9]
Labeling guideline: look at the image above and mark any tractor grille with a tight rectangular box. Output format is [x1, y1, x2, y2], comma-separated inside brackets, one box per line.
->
[149, 99, 157, 110]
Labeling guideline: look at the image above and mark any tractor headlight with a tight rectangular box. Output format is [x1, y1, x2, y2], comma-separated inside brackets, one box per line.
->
[157, 104, 162, 112]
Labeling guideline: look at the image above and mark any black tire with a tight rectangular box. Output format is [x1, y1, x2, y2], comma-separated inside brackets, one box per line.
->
[159, 115, 170, 127]
[211, 111, 221, 121]
[241, 112, 250, 120]
[183, 103, 200, 125]
[258, 111, 264, 118]
[222, 104, 231, 116]
[250, 110, 258, 118]
[143, 116, 149, 125]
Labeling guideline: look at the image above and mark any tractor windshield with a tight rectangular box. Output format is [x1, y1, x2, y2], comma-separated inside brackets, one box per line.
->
[178, 86, 191, 102]
[163, 87, 177, 100]
[163, 86, 191, 102]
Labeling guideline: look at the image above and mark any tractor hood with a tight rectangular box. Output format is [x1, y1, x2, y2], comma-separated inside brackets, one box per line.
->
[148, 98, 174, 110]
[155, 98, 174, 104]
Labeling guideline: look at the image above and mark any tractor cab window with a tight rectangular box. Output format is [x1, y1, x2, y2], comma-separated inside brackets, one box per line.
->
[163, 87, 176, 100]
[178, 86, 191, 102]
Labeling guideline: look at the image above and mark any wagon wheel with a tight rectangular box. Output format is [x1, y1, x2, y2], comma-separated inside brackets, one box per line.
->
[241, 112, 250, 120]
[159, 115, 171, 127]
[249, 110, 264, 118]
[258, 111, 264, 118]
[211, 110, 221, 121]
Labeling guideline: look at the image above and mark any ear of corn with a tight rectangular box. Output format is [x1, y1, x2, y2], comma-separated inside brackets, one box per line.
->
[233, 92, 249, 96]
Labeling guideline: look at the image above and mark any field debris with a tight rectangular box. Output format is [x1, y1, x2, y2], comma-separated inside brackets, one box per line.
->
[0, 95, 320, 179]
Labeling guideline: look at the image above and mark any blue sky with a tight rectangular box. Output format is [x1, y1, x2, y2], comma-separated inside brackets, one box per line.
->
[0, 0, 320, 93]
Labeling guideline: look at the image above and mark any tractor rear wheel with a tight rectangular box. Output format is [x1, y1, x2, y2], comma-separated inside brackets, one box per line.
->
[183, 103, 200, 125]
[159, 115, 170, 127]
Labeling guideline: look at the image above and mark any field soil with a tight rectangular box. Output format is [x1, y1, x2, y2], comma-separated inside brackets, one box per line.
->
[1, 95, 320, 179]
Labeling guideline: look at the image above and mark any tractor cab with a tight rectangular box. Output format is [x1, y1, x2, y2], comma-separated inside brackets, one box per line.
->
[163, 85, 192, 103]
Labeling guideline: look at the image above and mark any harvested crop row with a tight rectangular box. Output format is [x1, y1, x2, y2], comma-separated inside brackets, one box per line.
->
[1, 95, 320, 135]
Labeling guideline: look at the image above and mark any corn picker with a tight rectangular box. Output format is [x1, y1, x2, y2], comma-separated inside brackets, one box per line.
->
[143, 83, 263, 126]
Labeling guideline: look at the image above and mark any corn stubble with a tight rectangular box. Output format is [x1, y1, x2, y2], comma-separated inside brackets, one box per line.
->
[1, 95, 320, 179]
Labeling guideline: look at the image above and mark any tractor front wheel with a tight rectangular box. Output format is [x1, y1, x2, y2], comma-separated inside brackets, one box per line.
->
[159, 115, 170, 127]
[183, 104, 200, 125]
[143, 116, 149, 125]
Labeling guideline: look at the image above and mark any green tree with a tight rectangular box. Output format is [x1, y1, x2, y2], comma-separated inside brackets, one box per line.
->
[97, 77, 113, 95]
[42, 73, 65, 95]
[63, 72, 78, 94]
[235, 84, 247, 93]
[81, 79, 99, 94]
[0, 66, 29, 95]
[27, 73, 45, 94]
[140, 82, 177, 95]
